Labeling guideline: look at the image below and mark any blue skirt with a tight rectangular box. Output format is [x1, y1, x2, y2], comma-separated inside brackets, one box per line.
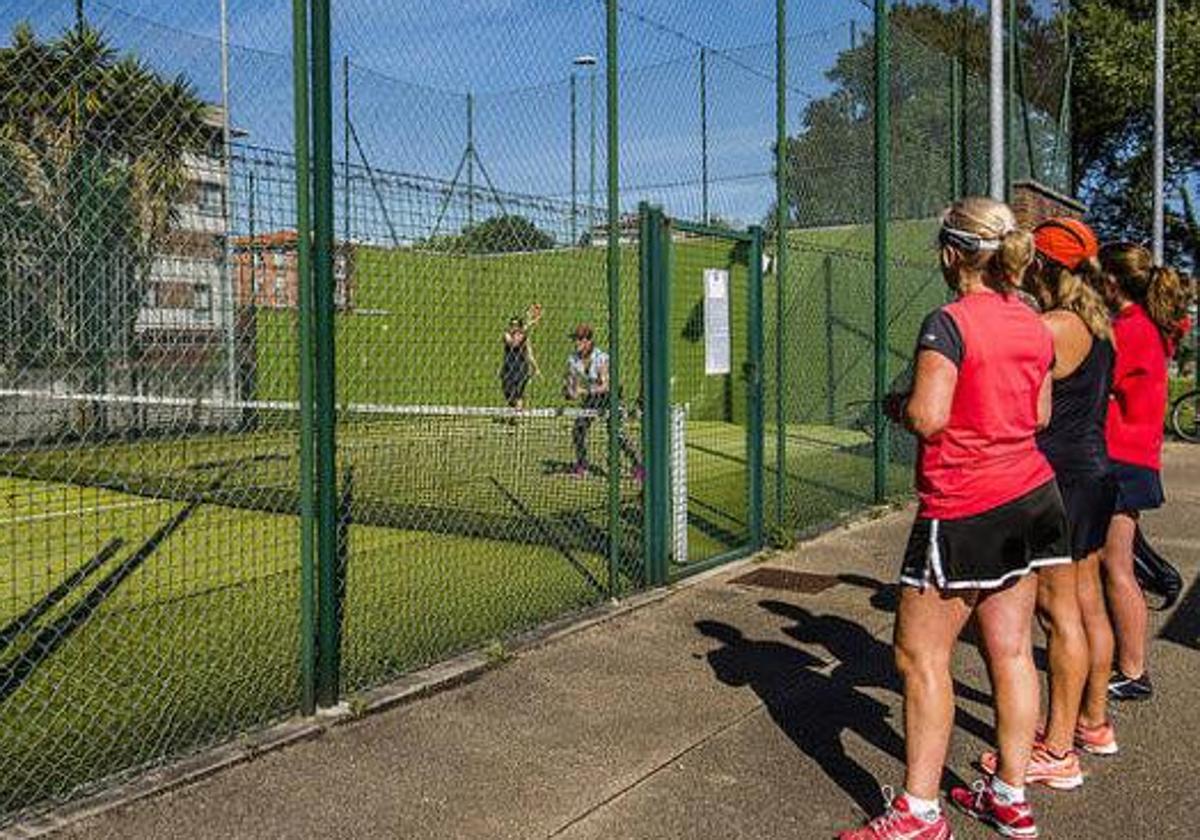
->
[1109, 460, 1165, 512]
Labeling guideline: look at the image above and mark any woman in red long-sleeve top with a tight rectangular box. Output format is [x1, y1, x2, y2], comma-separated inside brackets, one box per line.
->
[1093, 242, 1189, 702]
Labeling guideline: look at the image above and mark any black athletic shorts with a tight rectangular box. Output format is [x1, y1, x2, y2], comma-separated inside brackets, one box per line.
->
[1109, 460, 1165, 513]
[501, 374, 529, 403]
[1058, 473, 1117, 560]
[900, 480, 1071, 591]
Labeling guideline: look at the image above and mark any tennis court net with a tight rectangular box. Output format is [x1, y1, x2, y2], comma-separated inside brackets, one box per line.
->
[0, 388, 647, 555]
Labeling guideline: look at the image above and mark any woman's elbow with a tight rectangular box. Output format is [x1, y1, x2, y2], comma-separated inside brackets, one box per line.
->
[906, 406, 948, 439]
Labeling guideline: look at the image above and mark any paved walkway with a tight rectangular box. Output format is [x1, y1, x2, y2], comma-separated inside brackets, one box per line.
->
[46, 445, 1200, 839]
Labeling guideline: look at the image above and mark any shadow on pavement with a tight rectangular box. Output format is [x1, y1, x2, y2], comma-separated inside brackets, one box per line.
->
[695, 615, 970, 819]
[1160, 572, 1200, 651]
[760, 600, 995, 746]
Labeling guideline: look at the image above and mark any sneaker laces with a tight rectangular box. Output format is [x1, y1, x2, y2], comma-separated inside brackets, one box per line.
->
[861, 786, 908, 835]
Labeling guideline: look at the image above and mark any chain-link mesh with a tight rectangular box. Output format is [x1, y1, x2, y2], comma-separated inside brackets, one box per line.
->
[0, 0, 1073, 824]
[0, 0, 302, 819]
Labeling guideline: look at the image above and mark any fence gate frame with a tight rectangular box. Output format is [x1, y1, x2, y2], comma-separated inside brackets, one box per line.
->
[639, 203, 764, 585]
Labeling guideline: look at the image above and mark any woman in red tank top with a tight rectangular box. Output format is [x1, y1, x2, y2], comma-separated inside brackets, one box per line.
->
[839, 198, 1069, 840]
[1091, 243, 1190, 702]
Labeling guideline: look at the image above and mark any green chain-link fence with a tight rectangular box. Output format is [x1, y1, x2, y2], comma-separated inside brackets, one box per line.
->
[0, 0, 1069, 824]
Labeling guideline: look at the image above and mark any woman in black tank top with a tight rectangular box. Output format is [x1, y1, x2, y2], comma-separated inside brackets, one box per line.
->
[986, 218, 1121, 785]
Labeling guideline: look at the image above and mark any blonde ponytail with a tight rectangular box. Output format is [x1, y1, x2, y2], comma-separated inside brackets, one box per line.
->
[939, 197, 1032, 294]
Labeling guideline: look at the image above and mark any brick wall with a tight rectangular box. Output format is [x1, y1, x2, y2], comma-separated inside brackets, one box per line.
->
[1011, 180, 1088, 228]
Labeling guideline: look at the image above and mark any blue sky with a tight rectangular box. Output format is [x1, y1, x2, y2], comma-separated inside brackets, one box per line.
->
[1, 0, 878, 231]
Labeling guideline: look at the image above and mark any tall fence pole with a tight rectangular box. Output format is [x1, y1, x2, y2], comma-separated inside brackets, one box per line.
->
[774, 0, 787, 534]
[1152, 0, 1166, 264]
[1005, 0, 1016, 198]
[873, 0, 891, 504]
[343, 55, 351, 249]
[467, 93, 475, 230]
[311, 0, 341, 709]
[700, 47, 709, 225]
[571, 73, 578, 244]
[589, 66, 597, 238]
[606, 0, 622, 596]
[989, 0, 1004, 200]
[218, 0, 239, 408]
[290, 0, 317, 717]
[951, 56, 963, 200]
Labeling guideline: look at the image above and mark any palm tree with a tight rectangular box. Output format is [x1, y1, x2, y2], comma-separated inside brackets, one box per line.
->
[0, 22, 209, 412]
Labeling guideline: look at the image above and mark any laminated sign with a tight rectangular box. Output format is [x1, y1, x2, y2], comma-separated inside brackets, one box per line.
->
[703, 268, 731, 375]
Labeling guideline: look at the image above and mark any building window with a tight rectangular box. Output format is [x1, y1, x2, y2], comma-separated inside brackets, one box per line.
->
[272, 250, 286, 271]
[194, 284, 212, 316]
[197, 183, 223, 217]
[274, 274, 286, 303]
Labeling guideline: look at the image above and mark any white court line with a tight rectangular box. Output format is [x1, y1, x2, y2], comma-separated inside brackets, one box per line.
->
[0, 499, 167, 527]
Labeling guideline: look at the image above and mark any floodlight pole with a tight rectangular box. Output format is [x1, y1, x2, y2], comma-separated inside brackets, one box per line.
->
[589, 66, 596, 237]
[571, 73, 578, 244]
[989, 0, 1005, 200]
[1152, 0, 1166, 264]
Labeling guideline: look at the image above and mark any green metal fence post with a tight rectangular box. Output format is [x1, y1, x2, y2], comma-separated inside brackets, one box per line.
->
[640, 204, 669, 586]
[823, 255, 835, 424]
[774, 0, 787, 535]
[1005, 0, 1016, 198]
[873, 0, 890, 504]
[747, 226, 765, 550]
[311, 0, 341, 708]
[700, 47, 709, 225]
[290, 0, 316, 718]
[606, 0, 622, 597]
[951, 55, 963, 200]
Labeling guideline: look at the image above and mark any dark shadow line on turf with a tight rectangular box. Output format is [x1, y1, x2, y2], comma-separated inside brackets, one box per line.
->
[0, 494, 210, 706]
[0, 538, 125, 654]
[488, 476, 606, 597]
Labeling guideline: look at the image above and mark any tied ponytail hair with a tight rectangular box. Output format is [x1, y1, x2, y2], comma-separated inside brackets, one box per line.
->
[994, 228, 1035, 293]
[1146, 265, 1189, 347]
[1099, 242, 1189, 345]
[939, 197, 1033, 294]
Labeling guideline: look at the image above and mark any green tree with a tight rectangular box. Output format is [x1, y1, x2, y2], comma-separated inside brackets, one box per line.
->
[1073, 0, 1200, 270]
[0, 23, 209, 375]
[425, 214, 556, 254]
[775, 3, 1069, 229]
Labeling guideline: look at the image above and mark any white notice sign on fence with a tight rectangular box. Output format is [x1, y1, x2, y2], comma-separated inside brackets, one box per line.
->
[703, 268, 731, 375]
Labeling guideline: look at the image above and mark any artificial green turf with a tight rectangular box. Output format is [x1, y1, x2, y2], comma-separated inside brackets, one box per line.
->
[0, 219, 941, 823]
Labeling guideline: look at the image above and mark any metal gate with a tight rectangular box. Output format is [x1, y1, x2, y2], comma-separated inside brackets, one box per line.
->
[639, 205, 764, 583]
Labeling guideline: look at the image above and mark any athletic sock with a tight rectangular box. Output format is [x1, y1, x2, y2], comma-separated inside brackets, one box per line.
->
[990, 776, 1026, 805]
[902, 792, 942, 824]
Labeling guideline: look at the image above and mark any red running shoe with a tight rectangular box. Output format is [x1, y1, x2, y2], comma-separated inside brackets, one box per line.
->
[837, 791, 955, 840]
[950, 781, 1038, 838]
[978, 741, 1083, 790]
[1074, 719, 1119, 756]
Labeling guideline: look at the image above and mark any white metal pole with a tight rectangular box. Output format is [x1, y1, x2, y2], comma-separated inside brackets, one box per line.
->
[1152, 0, 1166, 263]
[219, 0, 238, 407]
[989, 0, 1005, 200]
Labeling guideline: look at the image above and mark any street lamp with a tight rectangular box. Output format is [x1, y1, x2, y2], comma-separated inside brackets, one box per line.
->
[574, 54, 599, 243]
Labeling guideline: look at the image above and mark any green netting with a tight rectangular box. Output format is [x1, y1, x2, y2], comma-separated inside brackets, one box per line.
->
[0, 0, 1072, 824]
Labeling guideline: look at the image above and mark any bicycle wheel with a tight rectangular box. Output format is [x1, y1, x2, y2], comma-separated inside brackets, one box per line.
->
[1171, 389, 1200, 442]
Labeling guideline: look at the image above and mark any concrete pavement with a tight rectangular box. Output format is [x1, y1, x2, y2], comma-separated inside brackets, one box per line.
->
[39, 444, 1200, 839]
